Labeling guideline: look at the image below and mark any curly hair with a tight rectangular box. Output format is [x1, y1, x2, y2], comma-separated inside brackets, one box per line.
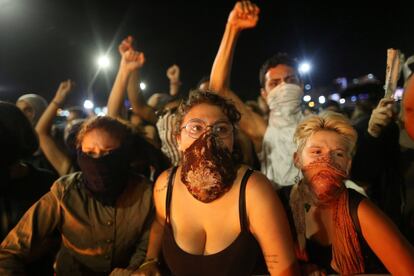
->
[174, 90, 241, 135]
[293, 111, 358, 157]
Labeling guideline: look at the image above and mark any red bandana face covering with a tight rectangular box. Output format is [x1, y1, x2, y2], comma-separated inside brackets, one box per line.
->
[302, 157, 347, 205]
[181, 132, 237, 203]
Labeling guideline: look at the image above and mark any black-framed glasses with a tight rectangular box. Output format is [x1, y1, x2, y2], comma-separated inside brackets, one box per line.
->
[181, 118, 233, 139]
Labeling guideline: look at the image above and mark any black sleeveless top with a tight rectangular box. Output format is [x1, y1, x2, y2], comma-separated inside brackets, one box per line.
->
[161, 167, 265, 276]
[278, 187, 387, 274]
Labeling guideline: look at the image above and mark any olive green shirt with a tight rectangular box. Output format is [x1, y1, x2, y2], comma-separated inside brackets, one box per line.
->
[0, 171, 154, 275]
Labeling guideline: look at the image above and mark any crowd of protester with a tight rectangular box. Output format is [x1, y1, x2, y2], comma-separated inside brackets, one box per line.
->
[1, 1, 414, 275]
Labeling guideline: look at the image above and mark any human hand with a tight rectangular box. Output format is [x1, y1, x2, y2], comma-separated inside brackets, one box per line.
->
[228, 1, 260, 30]
[300, 263, 327, 276]
[166, 64, 180, 83]
[120, 49, 145, 73]
[368, 97, 395, 138]
[109, 268, 134, 276]
[130, 261, 161, 276]
[53, 79, 74, 105]
[119, 36, 134, 55]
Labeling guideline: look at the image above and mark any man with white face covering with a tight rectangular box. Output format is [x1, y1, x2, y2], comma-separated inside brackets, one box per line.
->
[209, 1, 303, 188]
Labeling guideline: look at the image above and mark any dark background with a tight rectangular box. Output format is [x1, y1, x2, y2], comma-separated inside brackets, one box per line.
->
[0, 0, 412, 107]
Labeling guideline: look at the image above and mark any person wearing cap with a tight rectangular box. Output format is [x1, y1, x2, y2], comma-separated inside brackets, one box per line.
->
[16, 93, 48, 127]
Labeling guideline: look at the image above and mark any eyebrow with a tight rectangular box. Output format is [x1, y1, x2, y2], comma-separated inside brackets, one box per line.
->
[307, 146, 346, 152]
[269, 74, 297, 81]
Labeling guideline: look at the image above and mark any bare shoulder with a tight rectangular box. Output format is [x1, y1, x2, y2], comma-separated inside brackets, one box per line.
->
[152, 168, 177, 219]
[357, 198, 393, 225]
[153, 168, 172, 195]
[245, 169, 277, 199]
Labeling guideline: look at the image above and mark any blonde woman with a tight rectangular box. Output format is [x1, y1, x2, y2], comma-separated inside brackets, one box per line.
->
[280, 112, 414, 275]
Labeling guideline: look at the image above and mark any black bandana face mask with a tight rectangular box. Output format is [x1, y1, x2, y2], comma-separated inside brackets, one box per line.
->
[77, 146, 130, 206]
[180, 132, 238, 203]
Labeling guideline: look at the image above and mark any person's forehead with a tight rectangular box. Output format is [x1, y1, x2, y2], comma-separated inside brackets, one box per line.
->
[17, 100, 31, 108]
[82, 129, 119, 146]
[265, 64, 297, 80]
[184, 103, 228, 122]
[306, 130, 346, 147]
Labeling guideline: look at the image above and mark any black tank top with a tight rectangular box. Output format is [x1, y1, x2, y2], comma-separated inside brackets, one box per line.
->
[161, 167, 264, 276]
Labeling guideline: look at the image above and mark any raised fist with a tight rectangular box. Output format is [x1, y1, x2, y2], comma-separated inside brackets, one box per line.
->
[228, 1, 260, 30]
[119, 36, 134, 55]
[166, 64, 180, 83]
[54, 79, 74, 104]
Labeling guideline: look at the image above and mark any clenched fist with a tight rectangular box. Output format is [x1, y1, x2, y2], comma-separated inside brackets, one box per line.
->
[228, 1, 260, 30]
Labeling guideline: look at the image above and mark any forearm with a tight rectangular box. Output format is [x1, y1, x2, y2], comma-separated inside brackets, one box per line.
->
[107, 67, 129, 118]
[169, 81, 181, 97]
[127, 70, 157, 124]
[209, 23, 240, 93]
[144, 218, 164, 260]
[35, 100, 60, 136]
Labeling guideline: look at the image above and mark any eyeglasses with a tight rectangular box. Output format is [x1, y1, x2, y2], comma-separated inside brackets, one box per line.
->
[181, 118, 233, 139]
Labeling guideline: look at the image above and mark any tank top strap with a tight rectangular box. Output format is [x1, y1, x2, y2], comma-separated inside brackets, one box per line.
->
[165, 166, 178, 223]
[239, 169, 254, 232]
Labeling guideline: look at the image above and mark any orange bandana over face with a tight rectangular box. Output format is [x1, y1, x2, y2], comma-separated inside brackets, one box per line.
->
[301, 157, 347, 205]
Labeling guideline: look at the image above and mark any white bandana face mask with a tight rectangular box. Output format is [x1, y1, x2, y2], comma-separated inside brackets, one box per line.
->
[266, 83, 304, 127]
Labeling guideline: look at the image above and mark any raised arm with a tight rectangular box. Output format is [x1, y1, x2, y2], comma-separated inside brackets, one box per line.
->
[358, 199, 414, 275]
[166, 64, 181, 97]
[127, 69, 157, 125]
[209, 1, 266, 152]
[107, 36, 145, 119]
[35, 80, 74, 176]
[246, 172, 299, 275]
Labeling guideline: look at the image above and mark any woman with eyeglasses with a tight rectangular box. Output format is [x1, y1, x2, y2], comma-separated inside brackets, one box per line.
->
[0, 116, 160, 275]
[133, 90, 298, 276]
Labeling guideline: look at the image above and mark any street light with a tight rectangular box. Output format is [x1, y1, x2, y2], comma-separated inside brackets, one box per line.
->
[97, 55, 110, 69]
[318, 95, 326, 104]
[298, 62, 311, 75]
[83, 99, 94, 109]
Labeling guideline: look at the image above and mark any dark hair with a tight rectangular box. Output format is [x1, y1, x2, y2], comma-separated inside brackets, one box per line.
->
[76, 116, 132, 148]
[175, 90, 241, 135]
[259, 52, 299, 88]
[0, 101, 38, 167]
[196, 75, 210, 89]
[68, 106, 88, 120]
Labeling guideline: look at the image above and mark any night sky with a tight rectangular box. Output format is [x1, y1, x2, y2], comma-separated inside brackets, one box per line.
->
[0, 0, 411, 107]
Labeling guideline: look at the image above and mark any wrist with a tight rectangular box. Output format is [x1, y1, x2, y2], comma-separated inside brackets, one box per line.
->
[139, 258, 159, 269]
[226, 21, 242, 32]
[367, 127, 380, 138]
[51, 100, 62, 108]
[169, 80, 182, 86]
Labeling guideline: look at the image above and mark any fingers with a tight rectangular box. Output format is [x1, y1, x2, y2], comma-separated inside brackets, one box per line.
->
[119, 36, 134, 54]
[378, 97, 395, 108]
[235, 1, 259, 18]
[167, 64, 180, 80]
